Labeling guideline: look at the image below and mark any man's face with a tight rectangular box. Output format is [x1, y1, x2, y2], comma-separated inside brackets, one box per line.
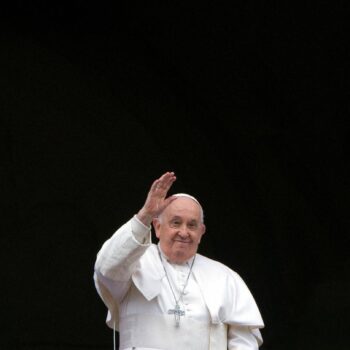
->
[153, 197, 206, 264]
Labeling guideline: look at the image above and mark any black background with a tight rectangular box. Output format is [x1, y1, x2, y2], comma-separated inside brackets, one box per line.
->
[1, 2, 349, 349]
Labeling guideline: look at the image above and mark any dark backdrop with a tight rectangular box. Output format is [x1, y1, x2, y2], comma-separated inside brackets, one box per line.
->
[1, 2, 348, 349]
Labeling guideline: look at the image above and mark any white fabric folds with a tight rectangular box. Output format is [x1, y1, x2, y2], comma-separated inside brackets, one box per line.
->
[94, 217, 264, 349]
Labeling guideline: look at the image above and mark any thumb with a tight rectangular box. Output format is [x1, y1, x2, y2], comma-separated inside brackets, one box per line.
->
[163, 196, 178, 209]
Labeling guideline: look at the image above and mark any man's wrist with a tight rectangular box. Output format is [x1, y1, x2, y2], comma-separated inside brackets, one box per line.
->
[136, 208, 153, 227]
[131, 215, 151, 244]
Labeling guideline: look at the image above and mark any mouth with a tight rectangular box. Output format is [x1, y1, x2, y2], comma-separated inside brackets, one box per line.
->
[173, 239, 191, 244]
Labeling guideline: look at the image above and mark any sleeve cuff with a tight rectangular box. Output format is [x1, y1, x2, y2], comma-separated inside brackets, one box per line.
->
[131, 215, 151, 244]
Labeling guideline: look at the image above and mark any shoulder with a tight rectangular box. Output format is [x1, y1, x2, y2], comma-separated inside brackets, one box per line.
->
[194, 253, 250, 291]
[195, 252, 237, 277]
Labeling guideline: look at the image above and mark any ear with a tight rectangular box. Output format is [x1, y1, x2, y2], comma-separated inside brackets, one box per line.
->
[152, 218, 161, 238]
[198, 223, 206, 243]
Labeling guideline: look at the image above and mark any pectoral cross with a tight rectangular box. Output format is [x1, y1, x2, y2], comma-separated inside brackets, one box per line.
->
[168, 303, 185, 326]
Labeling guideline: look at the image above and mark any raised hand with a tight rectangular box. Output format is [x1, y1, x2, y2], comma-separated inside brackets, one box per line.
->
[137, 172, 177, 226]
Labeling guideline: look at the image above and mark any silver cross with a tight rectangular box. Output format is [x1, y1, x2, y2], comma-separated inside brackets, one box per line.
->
[168, 303, 185, 326]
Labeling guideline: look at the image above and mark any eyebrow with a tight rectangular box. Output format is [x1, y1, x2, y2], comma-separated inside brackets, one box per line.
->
[170, 216, 182, 221]
[170, 216, 198, 223]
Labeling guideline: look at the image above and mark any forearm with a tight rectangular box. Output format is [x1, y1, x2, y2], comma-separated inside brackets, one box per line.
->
[94, 215, 152, 281]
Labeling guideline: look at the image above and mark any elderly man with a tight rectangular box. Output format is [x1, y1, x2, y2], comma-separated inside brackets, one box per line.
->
[94, 172, 264, 349]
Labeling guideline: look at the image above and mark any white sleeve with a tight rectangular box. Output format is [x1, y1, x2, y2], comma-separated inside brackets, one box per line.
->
[94, 215, 152, 302]
[228, 325, 260, 350]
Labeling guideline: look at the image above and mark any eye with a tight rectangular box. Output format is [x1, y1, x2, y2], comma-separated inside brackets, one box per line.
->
[170, 219, 181, 228]
[187, 222, 198, 230]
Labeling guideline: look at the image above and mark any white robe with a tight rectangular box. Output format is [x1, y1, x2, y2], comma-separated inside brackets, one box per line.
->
[94, 216, 264, 349]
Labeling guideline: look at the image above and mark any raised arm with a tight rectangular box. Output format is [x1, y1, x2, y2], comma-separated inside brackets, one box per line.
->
[137, 171, 177, 226]
[94, 172, 177, 302]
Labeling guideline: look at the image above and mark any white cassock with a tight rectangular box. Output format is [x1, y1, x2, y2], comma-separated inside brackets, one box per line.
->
[94, 216, 264, 350]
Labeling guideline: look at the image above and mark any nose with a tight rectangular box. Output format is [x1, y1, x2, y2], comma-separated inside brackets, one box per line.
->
[179, 225, 190, 238]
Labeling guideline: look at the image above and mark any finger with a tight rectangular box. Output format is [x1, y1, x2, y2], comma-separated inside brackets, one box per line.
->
[155, 172, 176, 191]
[161, 172, 176, 188]
[159, 171, 174, 183]
[150, 179, 160, 192]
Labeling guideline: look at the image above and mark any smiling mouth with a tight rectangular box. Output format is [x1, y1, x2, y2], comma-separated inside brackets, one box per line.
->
[174, 239, 191, 243]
